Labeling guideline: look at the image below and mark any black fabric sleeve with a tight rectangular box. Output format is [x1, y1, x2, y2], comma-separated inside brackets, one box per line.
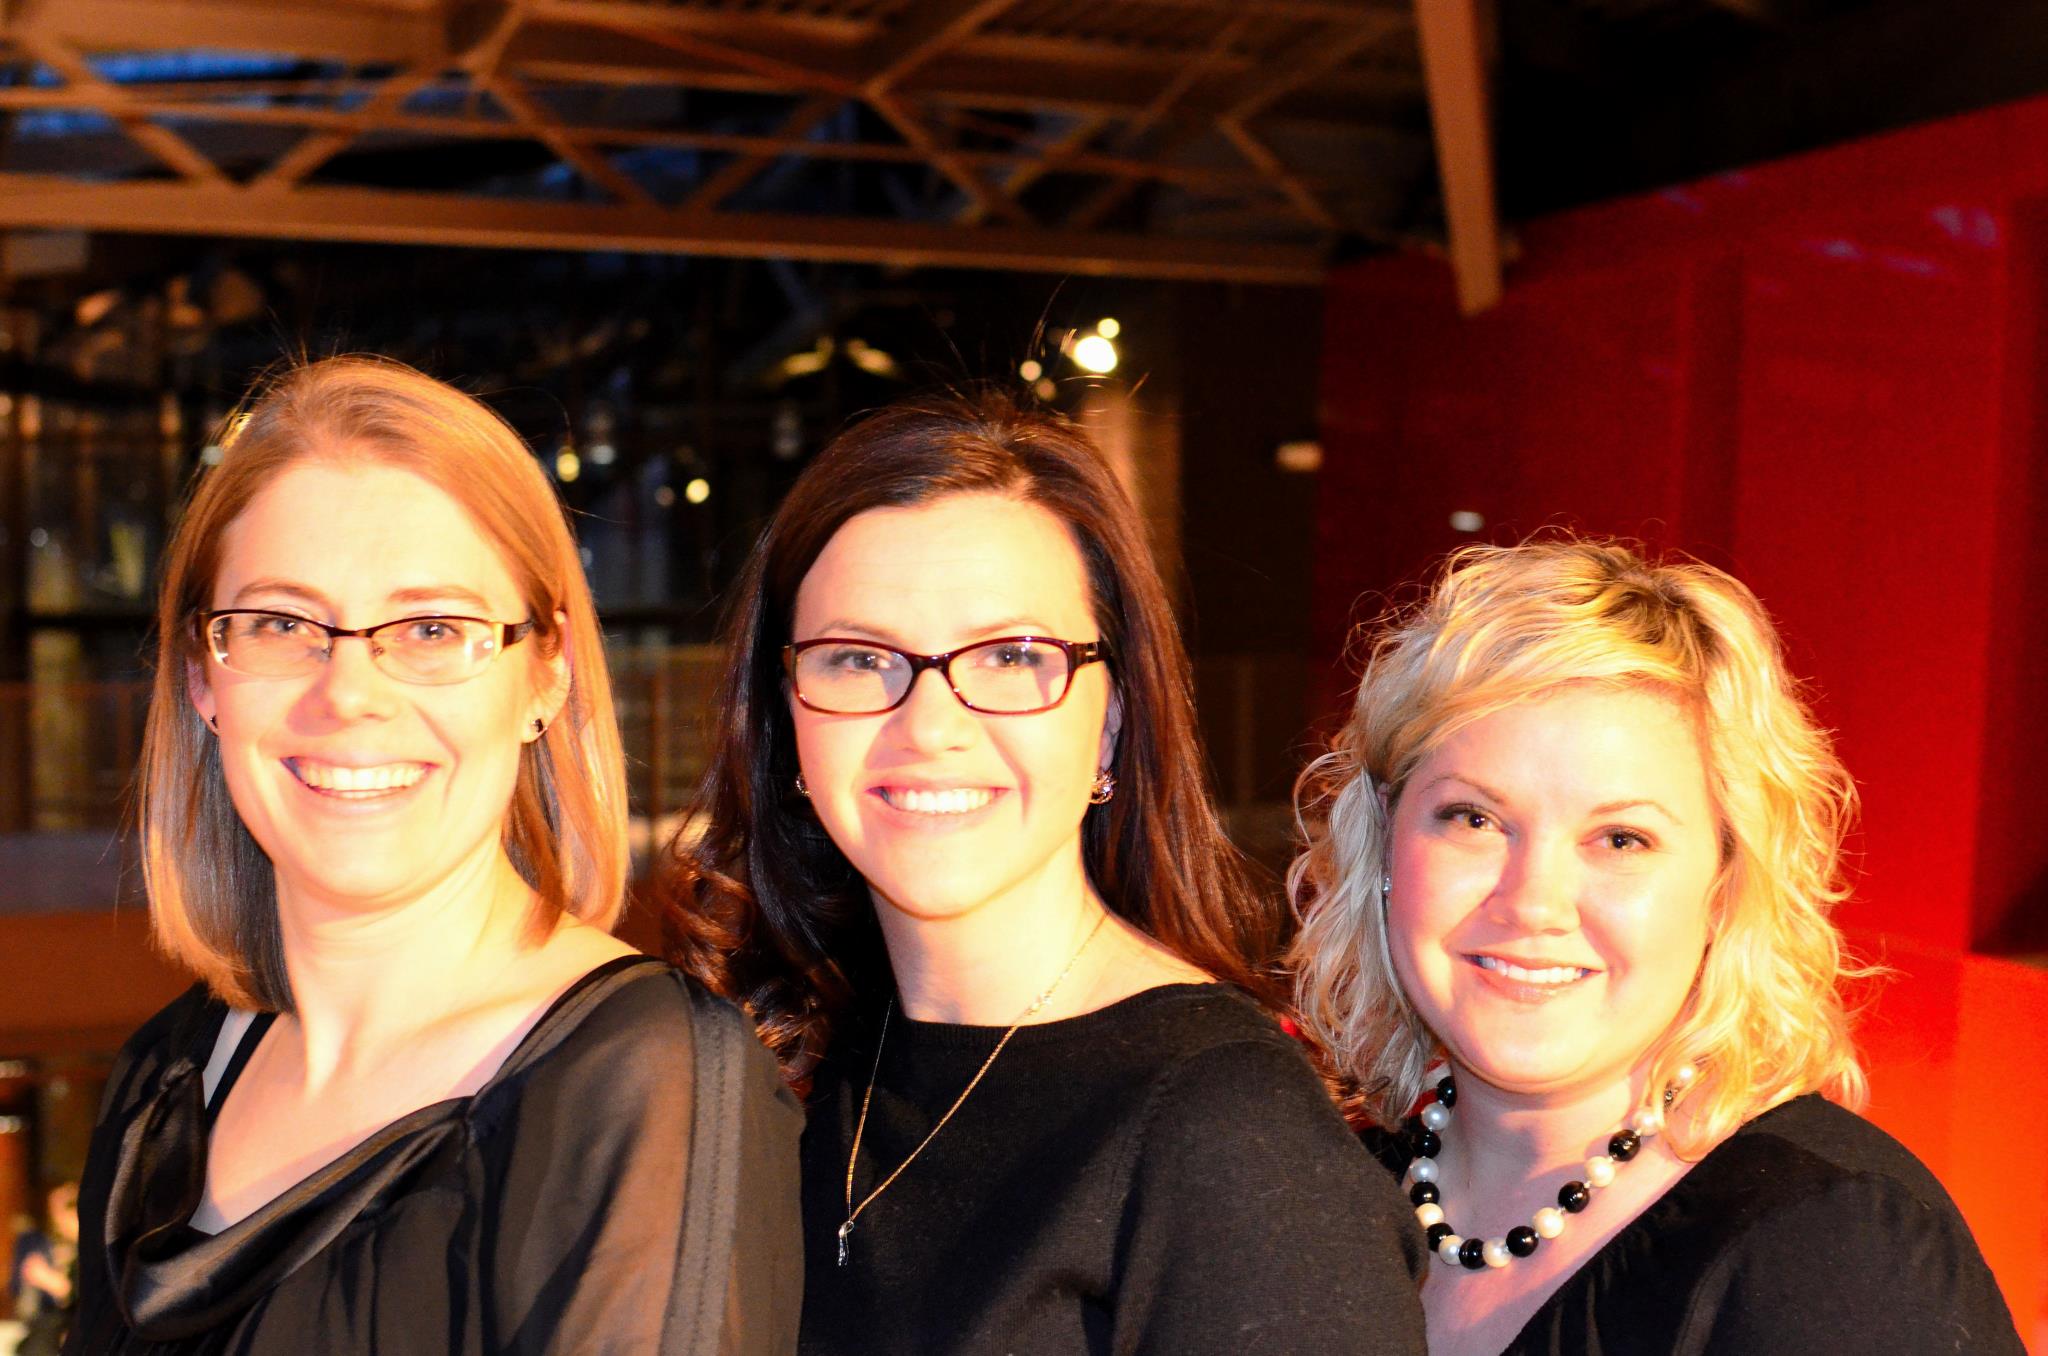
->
[62, 987, 212, 1356]
[1108, 1038, 1427, 1356]
[481, 974, 802, 1356]
[1684, 1171, 2025, 1355]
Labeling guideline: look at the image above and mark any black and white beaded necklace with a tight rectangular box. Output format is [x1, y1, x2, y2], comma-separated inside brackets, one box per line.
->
[1406, 1066, 1697, 1271]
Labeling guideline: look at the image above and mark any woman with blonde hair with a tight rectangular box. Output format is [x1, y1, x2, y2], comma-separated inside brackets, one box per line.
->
[1292, 538, 2020, 1354]
[65, 357, 800, 1355]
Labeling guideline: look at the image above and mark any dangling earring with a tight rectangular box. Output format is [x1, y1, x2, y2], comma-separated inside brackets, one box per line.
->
[795, 771, 810, 798]
[1380, 872, 1391, 912]
[1088, 770, 1116, 805]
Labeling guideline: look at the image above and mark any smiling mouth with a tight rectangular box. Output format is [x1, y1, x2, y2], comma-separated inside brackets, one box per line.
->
[1468, 955, 1596, 987]
[287, 758, 430, 798]
[876, 787, 998, 816]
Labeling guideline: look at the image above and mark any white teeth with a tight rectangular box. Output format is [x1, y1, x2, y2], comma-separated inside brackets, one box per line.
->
[886, 787, 995, 816]
[292, 760, 428, 793]
[1475, 956, 1590, 986]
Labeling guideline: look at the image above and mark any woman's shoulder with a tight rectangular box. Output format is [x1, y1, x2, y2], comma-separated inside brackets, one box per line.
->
[1073, 983, 1326, 1105]
[494, 955, 722, 1075]
[1663, 1095, 2022, 1351]
[98, 983, 222, 1120]
[1101, 986, 1358, 1141]
[1699, 1094, 1968, 1223]
[477, 956, 785, 1128]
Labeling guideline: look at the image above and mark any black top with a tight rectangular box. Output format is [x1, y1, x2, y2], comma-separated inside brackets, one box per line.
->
[1381, 1094, 2023, 1355]
[67, 957, 805, 1355]
[797, 983, 1427, 1356]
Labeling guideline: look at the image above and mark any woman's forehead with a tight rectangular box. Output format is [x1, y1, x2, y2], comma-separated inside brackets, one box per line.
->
[215, 460, 526, 613]
[794, 493, 1094, 641]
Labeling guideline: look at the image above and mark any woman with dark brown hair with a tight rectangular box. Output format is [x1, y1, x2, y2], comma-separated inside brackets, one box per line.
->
[659, 389, 1424, 1355]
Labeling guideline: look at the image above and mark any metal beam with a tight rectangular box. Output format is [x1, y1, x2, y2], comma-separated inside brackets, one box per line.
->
[1216, 118, 1338, 230]
[1068, 11, 1400, 229]
[480, 74, 654, 204]
[0, 173, 1326, 282]
[7, 0, 449, 64]
[0, 86, 1293, 195]
[11, 31, 229, 185]
[682, 94, 843, 211]
[1414, 0, 1502, 312]
[861, 0, 1022, 95]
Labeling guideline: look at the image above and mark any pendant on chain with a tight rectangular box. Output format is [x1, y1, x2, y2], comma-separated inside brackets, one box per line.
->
[837, 1219, 854, 1266]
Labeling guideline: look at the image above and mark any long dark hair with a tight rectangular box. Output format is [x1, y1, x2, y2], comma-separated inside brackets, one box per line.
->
[657, 388, 1288, 1081]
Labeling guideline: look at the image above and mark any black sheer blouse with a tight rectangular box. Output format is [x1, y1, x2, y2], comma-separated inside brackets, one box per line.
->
[65, 957, 803, 1356]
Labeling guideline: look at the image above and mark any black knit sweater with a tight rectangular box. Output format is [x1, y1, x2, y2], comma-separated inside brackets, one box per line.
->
[796, 983, 1427, 1355]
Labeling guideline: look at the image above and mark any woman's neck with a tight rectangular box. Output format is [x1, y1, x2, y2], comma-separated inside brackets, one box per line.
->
[1433, 1066, 1654, 1232]
[874, 851, 1110, 1026]
[273, 844, 542, 1086]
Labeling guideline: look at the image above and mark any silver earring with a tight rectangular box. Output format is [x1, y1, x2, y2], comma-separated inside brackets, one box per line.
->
[795, 772, 810, 798]
[1380, 872, 1391, 910]
[1089, 770, 1116, 805]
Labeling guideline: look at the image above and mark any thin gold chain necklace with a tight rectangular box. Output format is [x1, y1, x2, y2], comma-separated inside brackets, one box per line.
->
[837, 909, 1111, 1267]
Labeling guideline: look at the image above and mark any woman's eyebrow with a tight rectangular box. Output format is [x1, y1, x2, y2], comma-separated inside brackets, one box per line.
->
[386, 585, 495, 612]
[230, 579, 327, 607]
[1590, 798, 1685, 826]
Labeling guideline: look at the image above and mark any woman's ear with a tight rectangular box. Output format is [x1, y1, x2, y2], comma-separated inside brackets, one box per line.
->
[1097, 686, 1124, 772]
[525, 608, 573, 740]
[187, 659, 218, 732]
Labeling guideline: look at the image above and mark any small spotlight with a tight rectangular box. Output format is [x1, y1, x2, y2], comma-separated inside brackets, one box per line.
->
[1275, 440, 1323, 473]
[1033, 377, 1057, 401]
[1097, 317, 1121, 339]
[1019, 359, 1043, 381]
[1071, 333, 1118, 375]
[654, 485, 676, 508]
[684, 477, 711, 504]
[588, 442, 616, 467]
[1449, 510, 1485, 533]
[556, 448, 581, 482]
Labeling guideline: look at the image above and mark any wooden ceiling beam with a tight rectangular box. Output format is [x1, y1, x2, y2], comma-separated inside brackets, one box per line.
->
[1414, 0, 1502, 312]
[0, 172, 1328, 284]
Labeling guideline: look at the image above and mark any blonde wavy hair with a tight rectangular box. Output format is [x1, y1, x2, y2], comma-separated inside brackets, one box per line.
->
[1290, 538, 1869, 1156]
[139, 356, 629, 1012]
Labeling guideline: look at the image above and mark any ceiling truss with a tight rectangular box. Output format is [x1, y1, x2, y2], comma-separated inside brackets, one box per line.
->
[0, 0, 1427, 283]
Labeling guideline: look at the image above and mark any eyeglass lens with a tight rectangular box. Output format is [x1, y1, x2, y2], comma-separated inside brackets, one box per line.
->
[793, 639, 1074, 714]
[208, 613, 506, 684]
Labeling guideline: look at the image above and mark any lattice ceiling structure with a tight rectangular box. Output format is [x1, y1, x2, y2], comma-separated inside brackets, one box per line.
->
[0, 0, 1473, 292]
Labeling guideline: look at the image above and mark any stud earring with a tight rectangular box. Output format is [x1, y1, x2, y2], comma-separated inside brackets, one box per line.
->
[206, 714, 219, 734]
[795, 772, 810, 798]
[1088, 770, 1116, 805]
[531, 718, 545, 736]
